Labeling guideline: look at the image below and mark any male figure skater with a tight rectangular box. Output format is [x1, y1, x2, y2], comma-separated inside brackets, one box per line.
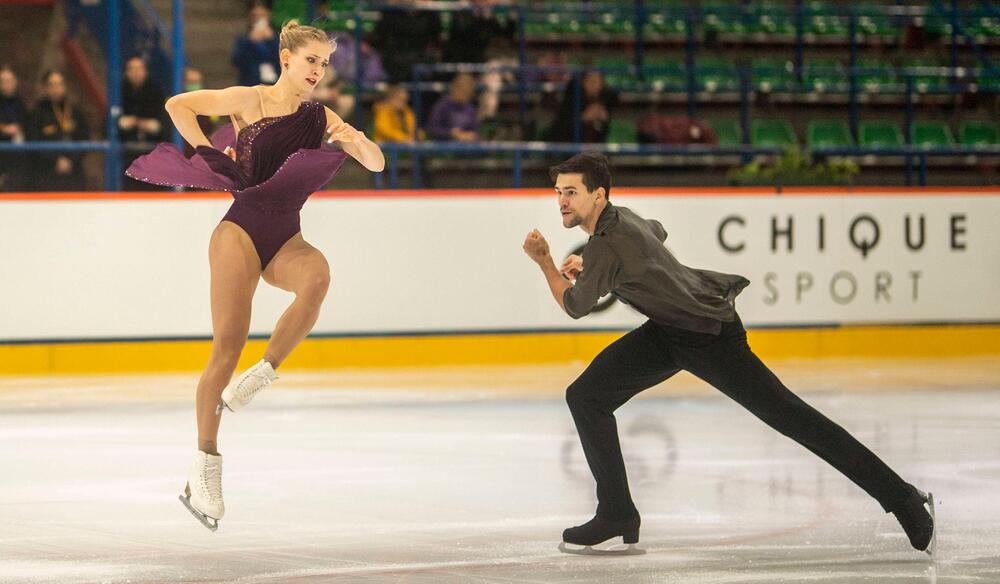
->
[521, 152, 935, 555]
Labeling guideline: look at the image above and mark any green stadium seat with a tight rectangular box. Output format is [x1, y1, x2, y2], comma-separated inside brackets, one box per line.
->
[596, 56, 635, 90]
[592, 11, 634, 35]
[607, 120, 638, 144]
[708, 119, 743, 147]
[902, 59, 949, 93]
[697, 58, 739, 93]
[804, 2, 848, 37]
[973, 68, 1000, 92]
[807, 120, 853, 148]
[642, 57, 687, 90]
[854, 6, 899, 39]
[910, 121, 955, 148]
[643, 57, 687, 89]
[804, 60, 848, 93]
[752, 119, 797, 147]
[965, 9, 1000, 40]
[959, 121, 999, 146]
[748, 2, 795, 36]
[859, 121, 903, 148]
[643, 11, 687, 36]
[752, 59, 797, 92]
[702, 2, 744, 35]
[856, 59, 899, 93]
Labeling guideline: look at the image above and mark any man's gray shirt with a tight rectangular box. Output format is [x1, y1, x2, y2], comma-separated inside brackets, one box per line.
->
[562, 203, 750, 334]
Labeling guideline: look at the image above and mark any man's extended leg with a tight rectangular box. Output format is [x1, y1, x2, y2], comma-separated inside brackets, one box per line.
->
[678, 316, 934, 551]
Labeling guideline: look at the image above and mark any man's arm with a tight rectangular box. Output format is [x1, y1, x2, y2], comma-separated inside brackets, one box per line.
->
[523, 229, 572, 313]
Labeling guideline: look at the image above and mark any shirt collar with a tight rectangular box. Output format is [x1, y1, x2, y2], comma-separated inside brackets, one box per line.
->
[591, 201, 618, 238]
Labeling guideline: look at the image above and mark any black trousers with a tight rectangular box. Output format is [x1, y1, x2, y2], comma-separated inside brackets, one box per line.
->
[566, 314, 910, 521]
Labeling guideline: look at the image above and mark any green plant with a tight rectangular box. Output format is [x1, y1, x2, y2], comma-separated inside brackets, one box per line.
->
[727, 146, 860, 187]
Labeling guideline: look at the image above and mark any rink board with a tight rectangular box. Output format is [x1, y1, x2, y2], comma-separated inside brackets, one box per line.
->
[1, 187, 998, 373]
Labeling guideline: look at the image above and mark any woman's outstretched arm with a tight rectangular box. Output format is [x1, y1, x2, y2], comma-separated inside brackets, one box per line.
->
[324, 106, 385, 172]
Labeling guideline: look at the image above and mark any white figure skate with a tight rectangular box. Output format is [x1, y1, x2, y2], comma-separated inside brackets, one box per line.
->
[217, 359, 277, 414]
[179, 451, 224, 531]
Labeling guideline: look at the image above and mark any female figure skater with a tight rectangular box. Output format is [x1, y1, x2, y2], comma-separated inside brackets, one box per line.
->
[126, 21, 384, 530]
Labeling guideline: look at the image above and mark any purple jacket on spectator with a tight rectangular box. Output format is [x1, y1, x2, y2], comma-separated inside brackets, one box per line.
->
[329, 33, 388, 87]
[428, 97, 478, 141]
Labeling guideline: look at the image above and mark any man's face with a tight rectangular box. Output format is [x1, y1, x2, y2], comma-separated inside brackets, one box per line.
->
[125, 58, 147, 87]
[555, 173, 602, 229]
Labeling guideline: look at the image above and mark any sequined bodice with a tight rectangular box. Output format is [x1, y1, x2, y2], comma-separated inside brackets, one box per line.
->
[235, 115, 284, 179]
[233, 101, 326, 187]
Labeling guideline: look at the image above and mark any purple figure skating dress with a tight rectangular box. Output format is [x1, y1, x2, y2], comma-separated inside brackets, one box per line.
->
[126, 92, 348, 268]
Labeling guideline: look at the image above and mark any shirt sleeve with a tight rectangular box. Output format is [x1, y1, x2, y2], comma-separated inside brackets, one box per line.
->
[646, 219, 668, 243]
[562, 239, 621, 319]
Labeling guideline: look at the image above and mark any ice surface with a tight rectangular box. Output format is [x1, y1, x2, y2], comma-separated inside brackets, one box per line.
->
[0, 360, 998, 583]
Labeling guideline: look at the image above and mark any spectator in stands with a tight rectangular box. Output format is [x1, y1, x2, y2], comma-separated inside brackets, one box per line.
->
[372, 85, 417, 143]
[0, 66, 27, 191]
[25, 70, 89, 191]
[369, 0, 441, 83]
[120, 57, 168, 143]
[440, 1, 516, 133]
[232, 1, 281, 86]
[328, 32, 387, 89]
[547, 70, 618, 143]
[120, 57, 169, 190]
[427, 72, 479, 142]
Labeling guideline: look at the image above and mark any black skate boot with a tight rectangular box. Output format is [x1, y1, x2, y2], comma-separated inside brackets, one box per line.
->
[558, 515, 644, 555]
[890, 484, 936, 556]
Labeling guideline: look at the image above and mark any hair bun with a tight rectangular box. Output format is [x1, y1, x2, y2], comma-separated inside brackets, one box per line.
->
[281, 19, 300, 34]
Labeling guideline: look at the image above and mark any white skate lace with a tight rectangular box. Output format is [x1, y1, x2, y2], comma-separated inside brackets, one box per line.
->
[201, 464, 223, 503]
[233, 369, 273, 404]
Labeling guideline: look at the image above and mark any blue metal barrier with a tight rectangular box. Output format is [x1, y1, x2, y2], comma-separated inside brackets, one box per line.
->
[376, 141, 1000, 190]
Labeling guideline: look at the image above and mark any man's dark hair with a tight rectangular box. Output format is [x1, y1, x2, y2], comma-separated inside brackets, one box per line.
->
[549, 152, 612, 201]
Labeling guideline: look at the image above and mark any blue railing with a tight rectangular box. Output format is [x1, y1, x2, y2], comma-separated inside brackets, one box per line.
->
[374, 142, 1000, 190]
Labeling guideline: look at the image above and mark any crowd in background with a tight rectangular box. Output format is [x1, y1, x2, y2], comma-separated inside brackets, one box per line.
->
[2, 0, 759, 191]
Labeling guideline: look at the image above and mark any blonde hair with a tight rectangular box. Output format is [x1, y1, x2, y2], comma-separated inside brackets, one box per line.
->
[279, 20, 335, 53]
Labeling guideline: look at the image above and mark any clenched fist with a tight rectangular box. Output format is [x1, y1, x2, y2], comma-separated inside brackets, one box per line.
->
[522, 229, 551, 264]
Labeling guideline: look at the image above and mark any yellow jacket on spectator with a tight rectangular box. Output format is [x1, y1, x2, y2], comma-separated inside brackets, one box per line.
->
[372, 100, 417, 143]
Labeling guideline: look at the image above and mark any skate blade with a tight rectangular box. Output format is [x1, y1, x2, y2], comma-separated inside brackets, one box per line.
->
[924, 491, 937, 558]
[178, 494, 219, 532]
[215, 401, 234, 415]
[558, 541, 645, 556]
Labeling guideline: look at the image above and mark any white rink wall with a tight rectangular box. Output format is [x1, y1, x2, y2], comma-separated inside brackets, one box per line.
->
[1, 190, 998, 341]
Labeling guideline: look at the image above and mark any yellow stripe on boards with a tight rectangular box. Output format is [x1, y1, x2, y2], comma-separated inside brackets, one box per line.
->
[0, 325, 997, 376]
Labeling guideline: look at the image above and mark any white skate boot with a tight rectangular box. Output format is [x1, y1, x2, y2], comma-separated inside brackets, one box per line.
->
[179, 451, 224, 531]
[217, 359, 278, 414]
